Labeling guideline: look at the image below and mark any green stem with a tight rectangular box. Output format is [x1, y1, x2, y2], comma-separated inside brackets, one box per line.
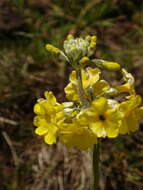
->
[76, 69, 89, 107]
[91, 142, 100, 190]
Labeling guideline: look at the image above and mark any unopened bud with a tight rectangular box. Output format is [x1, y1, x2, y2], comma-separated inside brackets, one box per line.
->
[91, 36, 97, 42]
[67, 34, 74, 40]
[90, 42, 96, 49]
[80, 56, 90, 64]
[85, 35, 91, 41]
[102, 61, 120, 71]
[45, 44, 60, 54]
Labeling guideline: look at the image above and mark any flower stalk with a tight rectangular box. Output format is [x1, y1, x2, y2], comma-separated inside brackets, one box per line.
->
[76, 68, 89, 107]
[76, 68, 100, 190]
[91, 143, 100, 190]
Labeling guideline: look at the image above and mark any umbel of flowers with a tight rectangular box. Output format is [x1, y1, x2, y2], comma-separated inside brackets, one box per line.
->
[33, 34, 143, 150]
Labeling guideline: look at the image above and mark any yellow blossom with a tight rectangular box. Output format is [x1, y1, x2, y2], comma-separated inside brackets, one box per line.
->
[115, 69, 135, 94]
[92, 80, 110, 97]
[33, 91, 64, 144]
[59, 123, 97, 150]
[119, 95, 143, 134]
[33, 35, 143, 151]
[78, 97, 121, 138]
[65, 67, 109, 102]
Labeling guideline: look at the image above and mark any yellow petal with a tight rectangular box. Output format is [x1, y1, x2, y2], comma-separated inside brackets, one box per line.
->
[115, 83, 134, 94]
[60, 126, 97, 150]
[92, 80, 109, 96]
[69, 71, 77, 85]
[116, 69, 135, 94]
[106, 122, 119, 137]
[86, 67, 100, 86]
[119, 120, 129, 134]
[65, 83, 79, 102]
[44, 125, 58, 144]
[35, 125, 49, 135]
[127, 117, 139, 132]
[119, 95, 142, 114]
[34, 103, 45, 115]
[135, 107, 143, 118]
[91, 97, 107, 114]
[33, 116, 41, 127]
[90, 121, 106, 137]
[44, 91, 57, 105]
[44, 132, 57, 144]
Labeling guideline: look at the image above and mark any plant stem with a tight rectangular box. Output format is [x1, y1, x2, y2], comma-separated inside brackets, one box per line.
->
[76, 69, 89, 107]
[76, 68, 100, 190]
[91, 142, 100, 190]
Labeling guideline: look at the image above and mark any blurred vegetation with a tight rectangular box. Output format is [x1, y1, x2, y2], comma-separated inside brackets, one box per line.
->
[0, 0, 143, 190]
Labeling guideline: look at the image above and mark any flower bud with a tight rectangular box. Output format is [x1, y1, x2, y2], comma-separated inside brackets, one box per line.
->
[92, 59, 120, 71]
[102, 61, 120, 71]
[64, 37, 89, 63]
[80, 56, 90, 64]
[91, 36, 97, 42]
[67, 34, 74, 40]
[45, 44, 60, 54]
[90, 42, 96, 49]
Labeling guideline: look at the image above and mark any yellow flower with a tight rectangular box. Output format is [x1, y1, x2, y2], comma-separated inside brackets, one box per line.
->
[33, 91, 64, 144]
[78, 97, 121, 138]
[115, 69, 135, 95]
[65, 67, 109, 102]
[92, 80, 110, 97]
[59, 123, 97, 150]
[119, 95, 143, 134]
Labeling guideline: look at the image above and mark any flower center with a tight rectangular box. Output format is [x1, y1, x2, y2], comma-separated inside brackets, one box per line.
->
[99, 115, 105, 121]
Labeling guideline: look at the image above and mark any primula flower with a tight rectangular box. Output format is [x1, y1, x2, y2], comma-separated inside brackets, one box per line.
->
[65, 67, 109, 102]
[119, 95, 143, 134]
[115, 69, 135, 95]
[34, 34, 143, 153]
[33, 91, 64, 144]
[59, 123, 97, 150]
[77, 97, 122, 138]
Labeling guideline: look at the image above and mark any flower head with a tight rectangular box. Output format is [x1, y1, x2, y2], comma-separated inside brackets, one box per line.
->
[33, 91, 64, 144]
[59, 122, 97, 150]
[34, 35, 143, 151]
[119, 95, 143, 134]
[116, 69, 135, 95]
[78, 97, 122, 138]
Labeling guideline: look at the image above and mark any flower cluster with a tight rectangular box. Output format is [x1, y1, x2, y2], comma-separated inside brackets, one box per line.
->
[33, 35, 143, 150]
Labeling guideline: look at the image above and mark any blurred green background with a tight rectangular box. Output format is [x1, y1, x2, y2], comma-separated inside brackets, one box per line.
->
[0, 0, 143, 190]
